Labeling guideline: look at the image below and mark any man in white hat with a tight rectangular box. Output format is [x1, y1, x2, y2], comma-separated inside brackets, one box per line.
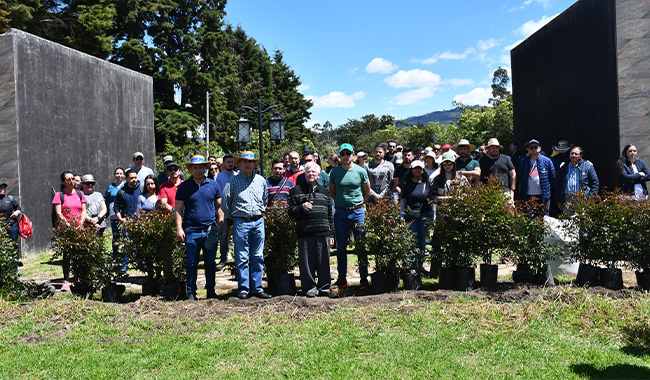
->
[221, 151, 271, 299]
[130, 151, 155, 192]
[158, 155, 185, 184]
[479, 138, 516, 195]
[452, 139, 480, 183]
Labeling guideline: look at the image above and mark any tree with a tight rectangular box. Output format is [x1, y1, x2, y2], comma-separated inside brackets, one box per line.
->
[335, 114, 395, 152]
[489, 66, 510, 106]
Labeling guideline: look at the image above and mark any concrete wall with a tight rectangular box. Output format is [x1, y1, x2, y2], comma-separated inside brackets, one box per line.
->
[0, 29, 154, 253]
[511, 0, 620, 188]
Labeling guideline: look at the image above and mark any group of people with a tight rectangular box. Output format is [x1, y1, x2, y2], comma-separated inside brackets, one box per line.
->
[6, 137, 645, 300]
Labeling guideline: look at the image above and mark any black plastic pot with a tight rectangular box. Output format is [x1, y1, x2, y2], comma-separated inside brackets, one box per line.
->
[532, 265, 555, 286]
[575, 263, 600, 287]
[371, 272, 400, 294]
[429, 259, 441, 279]
[512, 265, 533, 284]
[71, 282, 94, 298]
[401, 269, 421, 290]
[599, 268, 623, 290]
[162, 282, 180, 301]
[635, 271, 650, 291]
[455, 267, 475, 291]
[438, 267, 456, 290]
[274, 273, 296, 296]
[480, 263, 498, 288]
[142, 276, 158, 296]
[101, 283, 125, 303]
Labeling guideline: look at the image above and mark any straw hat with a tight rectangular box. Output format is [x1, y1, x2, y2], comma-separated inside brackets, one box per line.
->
[451, 139, 476, 151]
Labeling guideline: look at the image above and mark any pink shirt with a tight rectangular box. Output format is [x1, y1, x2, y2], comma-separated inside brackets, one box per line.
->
[52, 190, 88, 225]
[159, 179, 183, 208]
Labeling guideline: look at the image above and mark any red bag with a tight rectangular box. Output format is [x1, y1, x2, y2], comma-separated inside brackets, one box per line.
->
[18, 214, 32, 238]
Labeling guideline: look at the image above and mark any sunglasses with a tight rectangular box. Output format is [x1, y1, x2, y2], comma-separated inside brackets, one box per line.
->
[134, 157, 143, 161]
[442, 162, 454, 166]
[570, 152, 581, 156]
[82, 182, 95, 186]
[528, 145, 539, 150]
[209, 167, 218, 171]
[340, 151, 353, 157]
[167, 167, 179, 172]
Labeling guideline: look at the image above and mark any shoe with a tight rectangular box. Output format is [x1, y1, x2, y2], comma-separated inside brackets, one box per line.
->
[61, 280, 71, 292]
[237, 292, 249, 299]
[206, 292, 223, 300]
[187, 293, 198, 301]
[359, 279, 370, 291]
[252, 291, 272, 299]
[215, 260, 227, 271]
[319, 289, 339, 298]
[305, 288, 318, 298]
[334, 279, 349, 289]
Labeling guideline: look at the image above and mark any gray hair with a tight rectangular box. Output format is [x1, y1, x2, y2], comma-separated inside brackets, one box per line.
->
[304, 162, 321, 173]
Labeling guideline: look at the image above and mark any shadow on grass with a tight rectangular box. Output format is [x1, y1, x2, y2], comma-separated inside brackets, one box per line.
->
[620, 325, 650, 357]
[571, 363, 650, 379]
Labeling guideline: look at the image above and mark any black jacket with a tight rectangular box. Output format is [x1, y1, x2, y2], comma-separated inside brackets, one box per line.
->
[287, 181, 334, 238]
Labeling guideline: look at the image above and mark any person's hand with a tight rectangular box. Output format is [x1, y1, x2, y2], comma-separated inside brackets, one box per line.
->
[176, 228, 185, 242]
[329, 237, 335, 247]
[217, 219, 224, 232]
[302, 202, 313, 211]
[557, 202, 562, 210]
[10, 211, 20, 219]
[640, 172, 646, 177]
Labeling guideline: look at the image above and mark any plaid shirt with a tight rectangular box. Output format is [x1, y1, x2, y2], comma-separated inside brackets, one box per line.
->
[221, 173, 268, 219]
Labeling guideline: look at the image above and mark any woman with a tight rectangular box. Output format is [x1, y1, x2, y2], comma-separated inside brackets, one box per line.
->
[326, 153, 339, 174]
[617, 144, 650, 200]
[104, 167, 125, 259]
[137, 175, 160, 212]
[424, 150, 439, 179]
[0, 181, 22, 242]
[207, 163, 219, 180]
[432, 152, 469, 200]
[313, 151, 321, 167]
[52, 171, 88, 291]
[81, 174, 107, 235]
[400, 160, 433, 274]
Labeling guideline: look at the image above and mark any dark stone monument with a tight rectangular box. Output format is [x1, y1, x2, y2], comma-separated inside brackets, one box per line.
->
[511, 0, 650, 189]
[0, 29, 154, 253]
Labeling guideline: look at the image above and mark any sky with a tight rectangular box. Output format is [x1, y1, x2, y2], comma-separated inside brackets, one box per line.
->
[224, 0, 578, 129]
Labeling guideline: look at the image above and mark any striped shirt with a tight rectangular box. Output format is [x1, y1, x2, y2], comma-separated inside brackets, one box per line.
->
[564, 163, 581, 194]
[221, 173, 268, 218]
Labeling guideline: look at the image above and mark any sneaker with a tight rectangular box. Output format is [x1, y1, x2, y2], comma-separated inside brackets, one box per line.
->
[333, 279, 349, 289]
[61, 280, 71, 292]
[318, 289, 339, 298]
[215, 260, 227, 271]
[305, 288, 318, 298]
[206, 292, 223, 300]
[187, 293, 198, 301]
[359, 279, 370, 291]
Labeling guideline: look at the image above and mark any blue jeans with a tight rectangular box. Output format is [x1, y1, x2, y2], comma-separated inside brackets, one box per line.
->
[334, 207, 368, 283]
[408, 211, 433, 269]
[185, 228, 218, 296]
[233, 217, 265, 294]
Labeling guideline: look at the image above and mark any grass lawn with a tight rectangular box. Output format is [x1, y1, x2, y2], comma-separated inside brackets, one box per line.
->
[2, 288, 650, 379]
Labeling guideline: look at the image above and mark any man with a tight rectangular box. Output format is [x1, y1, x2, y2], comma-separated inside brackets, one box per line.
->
[515, 139, 556, 216]
[158, 155, 185, 184]
[159, 161, 183, 213]
[452, 139, 481, 183]
[475, 143, 486, 160]
[393, 148, 414, 197]
[175, 155, 224, 301]
[385, 140, 398, 163]
[130, 151, 155, 192]
[295, 152, 330, 189]
[288, 162, 337, 298]
[266, 159, 294, 207]
[284, 151, 304, 184]
[556, 145, 599, 213]
[216, 154, 236, 270]
[479, 138, 516, 197]
[509, 142, 524, 169]
[221, 151, 271, 299]
[551, 139, 572, 174]
[367, 143, 395, 203]
[442, 144, 452, 154]
[329, 143, 371, 289]
[208, 156, 217, 165]
[114, 169, 142, 271]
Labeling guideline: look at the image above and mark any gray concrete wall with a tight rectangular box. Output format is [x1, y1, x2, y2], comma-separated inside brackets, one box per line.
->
[616, 0, 650, 158]
[0, 29, 154, 254]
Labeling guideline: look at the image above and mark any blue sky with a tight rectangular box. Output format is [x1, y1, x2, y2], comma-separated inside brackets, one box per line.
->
[224, 0, 577, 129]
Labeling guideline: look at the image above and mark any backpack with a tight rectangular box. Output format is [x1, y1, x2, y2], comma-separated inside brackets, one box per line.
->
[51, 189, 83, 226]
[18, 214, 32, 238]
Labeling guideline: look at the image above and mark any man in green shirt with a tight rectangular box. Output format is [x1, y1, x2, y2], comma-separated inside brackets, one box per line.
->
[452, 138, 481, 183]
[329, 143, 371, 290]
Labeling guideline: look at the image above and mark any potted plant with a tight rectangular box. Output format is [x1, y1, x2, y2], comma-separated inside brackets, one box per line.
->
[263, 202, 298, 296]
[360, 199, 416, 293]
[625, 200, 650, 291]
[564, 192, 633, 290]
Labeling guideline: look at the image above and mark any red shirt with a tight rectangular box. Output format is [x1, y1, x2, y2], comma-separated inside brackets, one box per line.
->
[159, 179, 183, 208]
[284, 167, 304, 185]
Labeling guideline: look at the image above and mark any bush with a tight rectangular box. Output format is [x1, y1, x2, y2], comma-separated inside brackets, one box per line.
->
[263, 202, 298, 277]
[360, 198, 416, 274]
[118, 209, 185, 286]
[502, 212, 562, 274]
[629, 200, 650, 272]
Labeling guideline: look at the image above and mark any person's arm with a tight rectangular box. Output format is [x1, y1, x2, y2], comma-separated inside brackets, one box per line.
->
[329, 183, 336, 204]
[55, 203, 69, 226]
[393, 177, 401, 195]
[215, 197, 224, 230]
[175, 199, 185, 242]
[115, 193, 125, 223]
[362, 181, 371, 203]
[589, 164, 600, 196]
[80, 203, 87, 226]
[509, 169, 516, 193]
[220, 182, 232, 219]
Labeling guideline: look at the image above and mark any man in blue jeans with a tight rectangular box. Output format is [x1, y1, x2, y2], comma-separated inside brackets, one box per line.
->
[175, 155, 224, 301]
[329, 143, 371, 290]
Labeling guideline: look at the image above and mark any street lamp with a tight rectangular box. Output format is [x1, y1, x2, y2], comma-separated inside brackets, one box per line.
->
[205, 90, 223, 158]
[236, 99, 285, 175]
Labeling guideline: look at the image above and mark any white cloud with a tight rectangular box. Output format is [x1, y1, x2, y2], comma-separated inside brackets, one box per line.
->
[390, 87, 436, 105]
[510, 0, 551, 12]
[478, 38, 499, 51]
[504, 39, 523, 51]
[347, 67, 359, 75]
[411, 56, 438, 65]
[297, 84, 310, 92]
[453, 87, 492, 106]
[447, 78, 474, 87]
[304, 119, 321, 130]
[517, 14, 559, 38]
[306, 91, 366, 108]
[385, 69, 442, 88]
[500, 54, 511, 65]
[365, 58, 398, 74]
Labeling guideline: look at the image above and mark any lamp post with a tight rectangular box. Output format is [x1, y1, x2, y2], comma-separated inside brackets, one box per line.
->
[236, 99, 285, 175]
[205, 90, 223, 158]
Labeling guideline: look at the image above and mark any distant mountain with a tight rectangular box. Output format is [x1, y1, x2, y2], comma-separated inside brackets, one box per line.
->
[400, 108, 462, 127]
